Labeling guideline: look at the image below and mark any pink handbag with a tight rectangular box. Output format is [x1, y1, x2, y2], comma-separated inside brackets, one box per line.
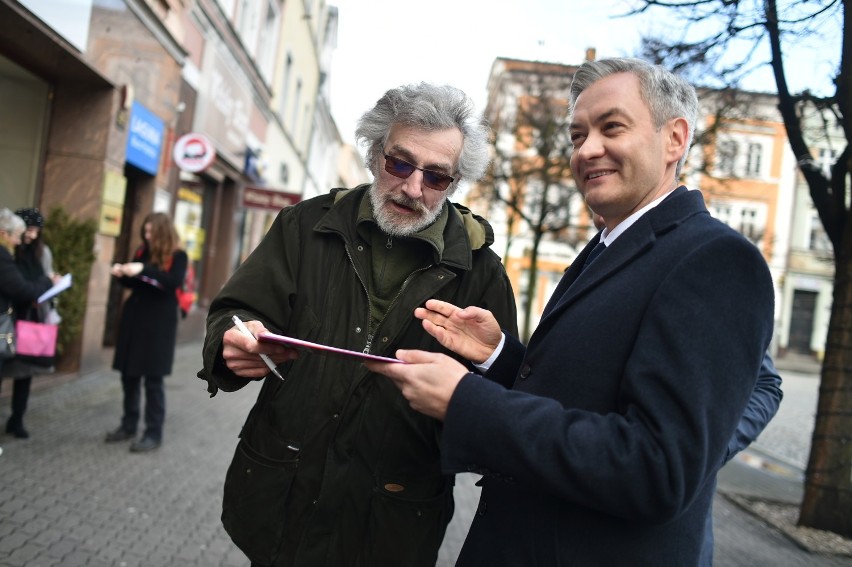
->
[15, 320, 58, 358]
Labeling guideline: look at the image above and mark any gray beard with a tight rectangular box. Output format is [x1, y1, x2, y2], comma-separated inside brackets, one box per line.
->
[369, 187, 445, 237]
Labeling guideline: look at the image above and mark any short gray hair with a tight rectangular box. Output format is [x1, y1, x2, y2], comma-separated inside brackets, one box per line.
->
[356, 82, 491, 192]
[0, 208, 26, 234]
[569, 57, 698, 177]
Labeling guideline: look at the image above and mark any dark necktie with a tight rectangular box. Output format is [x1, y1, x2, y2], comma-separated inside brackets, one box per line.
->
[581, 241, 607, 272]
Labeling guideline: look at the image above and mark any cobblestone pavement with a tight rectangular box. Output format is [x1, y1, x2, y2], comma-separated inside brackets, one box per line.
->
[0, 341, 254, 567]
[0, 344, 849, 566]
[749, 369, 819, 470]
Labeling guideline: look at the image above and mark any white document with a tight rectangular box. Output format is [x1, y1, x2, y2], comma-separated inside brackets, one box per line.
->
[38, 273, 72, 304]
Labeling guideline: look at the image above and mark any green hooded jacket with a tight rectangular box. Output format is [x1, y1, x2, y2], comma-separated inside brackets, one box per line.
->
[198, 184, 518, 566]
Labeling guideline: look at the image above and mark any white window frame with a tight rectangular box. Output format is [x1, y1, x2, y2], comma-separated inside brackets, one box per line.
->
[745, 141, 763, 178]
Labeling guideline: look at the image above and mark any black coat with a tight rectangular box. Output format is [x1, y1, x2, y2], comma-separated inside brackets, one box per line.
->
[443, 188, 775, 566]
[3, 242, 56, 377]
[0, 246, 52, 376]
[112, 248, 187, 376]
[0, 246, 51, 316]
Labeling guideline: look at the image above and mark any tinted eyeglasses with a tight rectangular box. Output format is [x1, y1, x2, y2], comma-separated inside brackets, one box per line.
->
[383, 154, 455, 191]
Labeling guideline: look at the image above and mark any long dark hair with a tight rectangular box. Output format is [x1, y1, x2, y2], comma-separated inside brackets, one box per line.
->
[14, 208, 45, 263]
[141, 212, 181, 269]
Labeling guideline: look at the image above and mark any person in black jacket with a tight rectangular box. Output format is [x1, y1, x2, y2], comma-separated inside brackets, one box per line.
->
[106, 212, 187, 453]
[2, 208, 57, 438]
[0, 208, 55, 441]
[198, 83, 518, 567]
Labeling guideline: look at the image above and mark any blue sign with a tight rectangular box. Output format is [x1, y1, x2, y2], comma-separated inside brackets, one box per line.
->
[126, 101, 165, 175]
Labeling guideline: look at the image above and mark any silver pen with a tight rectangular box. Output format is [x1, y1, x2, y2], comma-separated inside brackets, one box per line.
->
[231, 315, 284, 380]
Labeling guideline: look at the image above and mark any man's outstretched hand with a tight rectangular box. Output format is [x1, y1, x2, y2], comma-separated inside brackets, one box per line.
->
[415, 299, 502, 364]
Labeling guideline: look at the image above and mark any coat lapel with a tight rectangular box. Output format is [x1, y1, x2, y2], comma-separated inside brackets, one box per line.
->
[537, 187, 706, 331]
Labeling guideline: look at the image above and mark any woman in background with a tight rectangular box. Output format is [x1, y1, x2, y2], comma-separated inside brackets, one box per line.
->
[0, 208, 55, 441]
[105, 212, 187, 453]
[2, 208, 57, 438]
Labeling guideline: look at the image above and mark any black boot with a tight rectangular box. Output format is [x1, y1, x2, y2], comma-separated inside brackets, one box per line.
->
[7, 377, 31, 439]
[5, 416, 29, 439]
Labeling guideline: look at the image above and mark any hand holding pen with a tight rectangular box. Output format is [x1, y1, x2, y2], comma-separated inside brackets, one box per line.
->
[224, 316, 295, 380]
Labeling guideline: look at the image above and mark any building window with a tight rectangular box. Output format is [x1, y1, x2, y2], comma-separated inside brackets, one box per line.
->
[518, 269, 530, 315]
[716, 139, 738, 176]
[237, 0, 260, 54]
[745, 142, 763, 177]
[710, 202, 732, 225]
[256, 0, 280, 82]
[290, 79, 302, 136]
[278, 53, 293, 120]
[808, 213, 832, 252]
[739, 207, 759, 242]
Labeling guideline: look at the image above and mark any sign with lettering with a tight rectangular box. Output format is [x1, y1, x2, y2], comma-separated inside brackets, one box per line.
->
[125, 102, 165, 175]
[243, 186, 301, 211]
[197, 41, 254, 166]
[173, 133, 216, 173]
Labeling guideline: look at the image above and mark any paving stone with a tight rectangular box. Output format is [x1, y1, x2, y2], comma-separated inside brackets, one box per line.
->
[6, 542, 47, 564]
[0, 531, 28, 554]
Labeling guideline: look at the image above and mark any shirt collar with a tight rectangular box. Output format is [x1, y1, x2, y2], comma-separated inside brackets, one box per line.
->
[600, 188, 677, 246]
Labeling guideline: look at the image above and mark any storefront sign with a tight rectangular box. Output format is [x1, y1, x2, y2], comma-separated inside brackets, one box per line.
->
[243, 187, 301, 211]
[99, 203, 123, 237]
[173, 133, 216, 173]
[196, 40, 255, 165]
[125, 101, 165, 175]
[99, 169, 127, 237]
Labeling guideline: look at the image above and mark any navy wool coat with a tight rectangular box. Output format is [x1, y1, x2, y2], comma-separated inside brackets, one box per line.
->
[443, 187, 775, 566]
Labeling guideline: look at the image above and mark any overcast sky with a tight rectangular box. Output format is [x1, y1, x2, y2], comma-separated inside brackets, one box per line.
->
[328, 0, 651, 145]
[328, 0, 839, 148]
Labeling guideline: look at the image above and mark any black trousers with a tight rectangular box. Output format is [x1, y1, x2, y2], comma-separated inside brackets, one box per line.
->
[2, 376, 32, 428]
[10, 376, 31, 421]
[120, 374, 165, 441]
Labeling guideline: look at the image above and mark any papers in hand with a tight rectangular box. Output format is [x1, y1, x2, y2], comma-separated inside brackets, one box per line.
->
[38, 273, 72, 304]
[257, 331, 403, 363]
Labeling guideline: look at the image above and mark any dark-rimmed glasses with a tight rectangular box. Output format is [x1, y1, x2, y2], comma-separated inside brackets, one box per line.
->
[383, 154, 455, 191]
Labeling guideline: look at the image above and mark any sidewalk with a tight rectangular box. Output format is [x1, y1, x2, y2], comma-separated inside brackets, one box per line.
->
[0, 339, 253, 567]
[1, 340, 850, 566]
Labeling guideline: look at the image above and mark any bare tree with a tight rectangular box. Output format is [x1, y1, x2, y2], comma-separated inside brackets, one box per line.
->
[477, 63, 590, 342]
[630, 0, 850, 536]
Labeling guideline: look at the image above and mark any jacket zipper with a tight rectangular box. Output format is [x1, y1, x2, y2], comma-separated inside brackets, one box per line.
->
[346, 243, 436, 355]
[344, 245, 374, 353]
[370, 265, 432, 350]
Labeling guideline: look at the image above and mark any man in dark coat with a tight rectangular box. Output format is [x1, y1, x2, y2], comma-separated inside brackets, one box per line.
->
[198, 83, 518, 566]
[367, 58, 775, 566]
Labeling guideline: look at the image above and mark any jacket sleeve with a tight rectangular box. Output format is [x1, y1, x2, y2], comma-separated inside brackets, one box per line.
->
[41, 245, 54, 277]
[724, 351, 783, 463]
[198, 208, 302, 395]
[141, 250, 188, 293]
[482, 333, 526, 389]
[0, 252, 52, 306]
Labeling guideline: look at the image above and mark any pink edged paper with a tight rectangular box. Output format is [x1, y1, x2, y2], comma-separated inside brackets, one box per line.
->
[257, 331, 404, 363]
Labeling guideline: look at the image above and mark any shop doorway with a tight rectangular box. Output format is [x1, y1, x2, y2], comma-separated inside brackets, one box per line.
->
[788, 289, 817, 355]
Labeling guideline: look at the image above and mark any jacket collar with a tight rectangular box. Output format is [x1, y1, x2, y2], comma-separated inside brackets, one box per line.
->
[316, 184, 494, 271]
[542, 187, 706, 319]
